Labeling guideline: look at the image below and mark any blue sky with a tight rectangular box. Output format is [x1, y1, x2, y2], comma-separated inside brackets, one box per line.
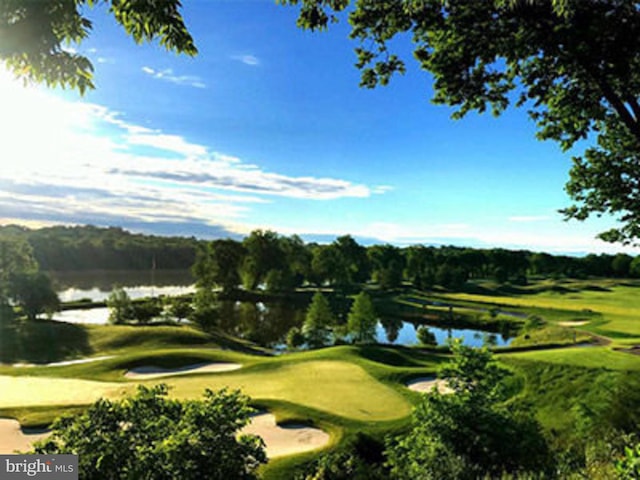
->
[0, 0, 636, 254]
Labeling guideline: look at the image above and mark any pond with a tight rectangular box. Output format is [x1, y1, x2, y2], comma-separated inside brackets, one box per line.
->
[376, 319, 512, 348]
[52, 296, 512, 348]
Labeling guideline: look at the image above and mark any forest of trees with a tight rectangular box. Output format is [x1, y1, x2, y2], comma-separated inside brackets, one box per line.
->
[2, 225, 640, 287]
[0, 225, 201, 271]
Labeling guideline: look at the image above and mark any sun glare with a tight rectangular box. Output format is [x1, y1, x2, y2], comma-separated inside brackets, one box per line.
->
[0, 69, 96, 180]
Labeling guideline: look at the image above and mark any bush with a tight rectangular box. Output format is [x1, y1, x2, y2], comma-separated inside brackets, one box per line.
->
[524, 314, 546, 331]
[34, 384, 266, 480]
[617, 440, 640, 479]
[286, 326, 305, 350]
[131, 298, 163, 324]
[385, 342, 555, 479]
[106, 286, 133, 324]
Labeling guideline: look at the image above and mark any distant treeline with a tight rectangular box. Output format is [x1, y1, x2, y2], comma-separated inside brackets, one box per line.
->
[1, 225, 639, 284]
[194, 230, 640, 293]
[0, 225, 200, 271]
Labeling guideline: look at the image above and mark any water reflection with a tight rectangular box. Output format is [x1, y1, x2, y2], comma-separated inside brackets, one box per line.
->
[216, 301, 305, 347]
[52, 300, 512, 347]
[380, 316, 403, 344]
[50, 270, 195, 302]
[374, 321, 512, 348]
[53, 307, 110, 325]
[48, 273, 513, 347]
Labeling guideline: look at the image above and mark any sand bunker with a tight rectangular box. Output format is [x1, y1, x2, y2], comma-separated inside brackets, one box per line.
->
[406, 377, 454, 394]
[0, 419, 49, 454]
[12, 355, 114, 368]
[558, 320, 590, 327]
[241, 413, 330, 458]
[124, 362, 241, 379]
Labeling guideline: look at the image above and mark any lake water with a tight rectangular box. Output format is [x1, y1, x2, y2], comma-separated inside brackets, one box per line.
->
[49, 270, 195, 302]
[48, 271, 513, 347]
[52, 299, 511, 348]
[53, 307, 111, 325]
[375, 320, 511, 348]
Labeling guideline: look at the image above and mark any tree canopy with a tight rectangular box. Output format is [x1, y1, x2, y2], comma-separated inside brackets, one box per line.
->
[0, 234, 38, 304]
[281, 0, 640, 244]
[33, 384, 267, 480]
[0, 0, 196, 93]
[8, 271, 60, 321]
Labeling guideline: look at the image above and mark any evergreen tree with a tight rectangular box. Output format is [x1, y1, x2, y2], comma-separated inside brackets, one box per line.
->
[302, 292, 334, 348]
[347, 292, 378, 344]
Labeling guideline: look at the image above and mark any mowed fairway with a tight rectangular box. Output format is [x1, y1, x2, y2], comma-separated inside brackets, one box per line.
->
[0, 358, 411, 422]
[166, 360, 411, 421]
[0, 376, 132, 408]
[504, 346, 640, 370]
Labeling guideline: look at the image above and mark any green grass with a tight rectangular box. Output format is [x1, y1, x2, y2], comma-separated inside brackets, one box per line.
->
[500, 344, 640, 440]
[0, 375, 131, 409]
[503, 345, 640, 371]
[437, 278, 640, 342]
[0, 319, 266, 365]
[0, 345, 417, 422]
[0, 336, 434, 478]
[169, 359, 411, 421]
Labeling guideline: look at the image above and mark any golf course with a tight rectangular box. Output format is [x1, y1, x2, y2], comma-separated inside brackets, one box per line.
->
[1, 275, 639, 478]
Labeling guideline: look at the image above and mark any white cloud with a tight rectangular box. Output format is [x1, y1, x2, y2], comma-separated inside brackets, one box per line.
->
[0, 69, 383, 235]
[231, 54, 260, 66]
[141, 66, 206, 88]
[372, 185, 394, 194]
[346, 221, 640, 254]
[126, 132, 208, 158]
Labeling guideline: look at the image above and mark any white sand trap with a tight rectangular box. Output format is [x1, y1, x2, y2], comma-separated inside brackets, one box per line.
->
[406, 377, 454, 394]
[241, 414, 330, 458]
[12, 355, 114, 368]
[558, 320, 589, 327]
[124, 362, 241, 379]
[0, 419, 50, 454]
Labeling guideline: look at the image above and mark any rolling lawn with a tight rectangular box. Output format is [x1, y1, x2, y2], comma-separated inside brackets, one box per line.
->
[0, 357, 412, 420]
[438, 279, 640, 343]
